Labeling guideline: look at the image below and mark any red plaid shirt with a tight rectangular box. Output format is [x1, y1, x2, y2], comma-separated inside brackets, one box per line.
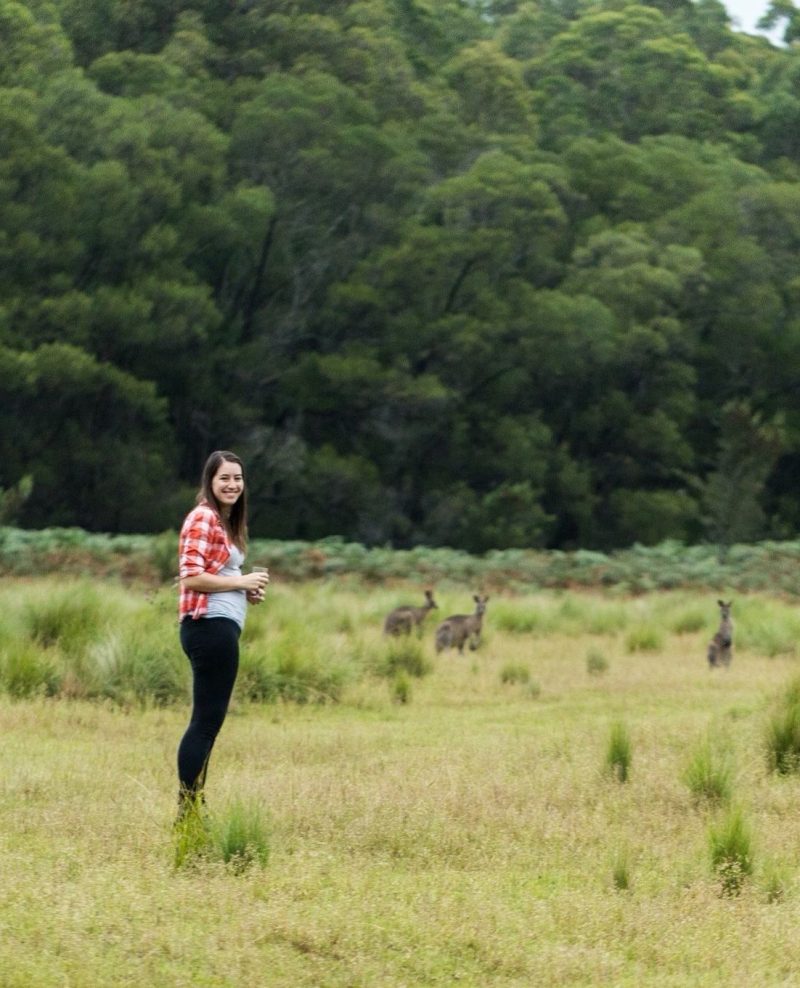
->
[178, 501, 232, 621]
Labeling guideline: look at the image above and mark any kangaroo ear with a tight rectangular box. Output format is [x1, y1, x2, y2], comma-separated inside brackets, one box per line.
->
[717, 599, 725, 607]
[473, 595, 479, 603]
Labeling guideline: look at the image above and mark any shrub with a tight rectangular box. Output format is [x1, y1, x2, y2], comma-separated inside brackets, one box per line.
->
[606, 721, 632, 782]
[709, 807, 753, 896]
[586, 648, 609, 676]
[625, 625, 664, 653]
[582, 601, 629, 635]
[500, 662, 530, 685]
[670, 608, 708, 635]
[492, 602, 552, 635]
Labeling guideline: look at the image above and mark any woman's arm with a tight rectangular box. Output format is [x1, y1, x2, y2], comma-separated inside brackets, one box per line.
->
[181, 571, 268, 594]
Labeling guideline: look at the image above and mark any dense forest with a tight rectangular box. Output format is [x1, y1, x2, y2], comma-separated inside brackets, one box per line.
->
[2, 0, 800, 551]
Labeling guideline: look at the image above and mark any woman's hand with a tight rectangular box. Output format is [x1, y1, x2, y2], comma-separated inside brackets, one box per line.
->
[239, 571, 269, 593]
[245, 567, 269, 604]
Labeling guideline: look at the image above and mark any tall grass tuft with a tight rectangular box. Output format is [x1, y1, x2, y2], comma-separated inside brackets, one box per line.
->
[0, 642, 61, 698]
[391, 671, 412, 705]
[237, 631, 348, 704]
[211, 801, 271, 874]
[683, 738, 733, 806]
[582, 601, 629, 635]
[87, 628, 189, 706]
[625, 625, 663, 653]
[526, 680, 542, 699]
[709, 806, 753, 896]
[606, 720, 632, 782]
[23, 583, 108, 655]
[762, 858, 791, 903]
[174, 800, 270, 874]
[173, 801, 213, 870]
[500, 662, 530, 685]
[669, 606, 708, 635]
[586, 648, 609, 676]
[737, 604, 800, 657]
[611, 846, 631, 891]
[766, 677, 800, 774]
[378, 637, 432, 679]
[491, 600, 553, 635]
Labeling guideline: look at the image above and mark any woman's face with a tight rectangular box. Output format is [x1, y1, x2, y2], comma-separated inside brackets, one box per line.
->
[211, 459, 244, 512]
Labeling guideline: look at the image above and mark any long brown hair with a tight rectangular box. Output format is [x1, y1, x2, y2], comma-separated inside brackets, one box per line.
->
[197, 450, 248, 550]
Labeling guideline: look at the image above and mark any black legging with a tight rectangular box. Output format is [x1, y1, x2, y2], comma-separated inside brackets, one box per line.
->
[177, 617, 240, 796]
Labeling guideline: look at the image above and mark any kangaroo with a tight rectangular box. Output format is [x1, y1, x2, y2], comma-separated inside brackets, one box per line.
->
[435, 594, 489, 654]
[383, 589, 438, 636]
[708, 600, 733, 668]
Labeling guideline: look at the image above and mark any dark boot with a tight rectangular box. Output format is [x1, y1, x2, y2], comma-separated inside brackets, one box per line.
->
[175, 786, 206, 826]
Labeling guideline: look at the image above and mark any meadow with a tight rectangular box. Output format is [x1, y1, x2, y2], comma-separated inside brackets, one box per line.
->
[4, 576, 800, 986]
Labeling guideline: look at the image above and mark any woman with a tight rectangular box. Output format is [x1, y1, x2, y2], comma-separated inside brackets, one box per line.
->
[176, 450, 269, 817]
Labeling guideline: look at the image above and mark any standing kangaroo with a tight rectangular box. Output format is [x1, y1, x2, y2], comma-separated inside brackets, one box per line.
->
[708, 600, 733, 668]
[383, 589, 438, 636]
[435, 594, 489, 654]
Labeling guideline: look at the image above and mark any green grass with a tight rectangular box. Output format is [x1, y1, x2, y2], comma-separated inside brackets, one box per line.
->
[765, 677, 800, 774]
[625, 624, 664, 653]
[499, 661, 530, 685]
[683, 737, 734, 805]
[0, 640, 61, 698]
[586, 647, 609, 676]
[611, 845, 632, 891]
[377, 637, 433, 679]
[606, 720, 632, 782]
[23, 580, 109, 654]
[709, 806, 754, 896]
[210, 800, 271, 873]
[5, 579, 800, 984]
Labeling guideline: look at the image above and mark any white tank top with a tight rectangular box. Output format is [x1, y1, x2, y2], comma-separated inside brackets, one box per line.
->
[204, 544, 247, 630]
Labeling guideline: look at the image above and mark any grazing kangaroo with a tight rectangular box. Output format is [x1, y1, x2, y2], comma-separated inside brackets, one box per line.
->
[708, 600, 733, 668]
[383, 589, 438, 636]
[435, 594, 489, 654]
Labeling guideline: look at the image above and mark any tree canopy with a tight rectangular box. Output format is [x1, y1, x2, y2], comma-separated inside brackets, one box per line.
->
[3, 0, 800, 551]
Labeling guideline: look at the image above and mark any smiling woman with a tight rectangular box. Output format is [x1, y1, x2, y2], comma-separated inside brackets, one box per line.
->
[211, 461, 244, 511]
[174, 450, 270, 820]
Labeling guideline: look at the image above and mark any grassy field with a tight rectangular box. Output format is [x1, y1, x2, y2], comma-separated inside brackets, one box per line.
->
[4, 579, 800, 986]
